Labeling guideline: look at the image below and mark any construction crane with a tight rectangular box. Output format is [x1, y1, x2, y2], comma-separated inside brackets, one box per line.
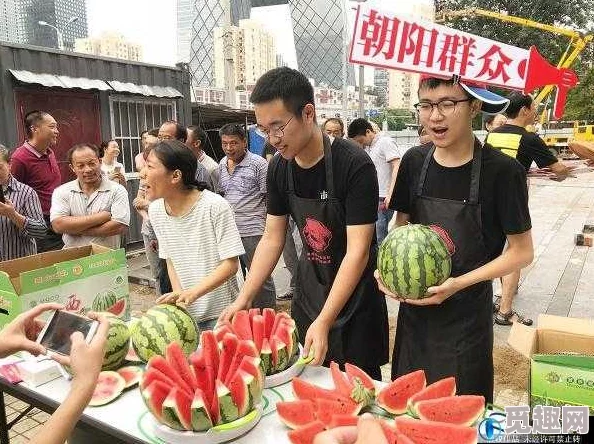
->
[435, 8, 593, 121]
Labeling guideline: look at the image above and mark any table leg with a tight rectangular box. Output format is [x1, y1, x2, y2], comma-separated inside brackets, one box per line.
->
[0, 392, 9, 444]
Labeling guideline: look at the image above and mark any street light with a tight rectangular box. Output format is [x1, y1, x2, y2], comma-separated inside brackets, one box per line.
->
[38, 16, 79, 50]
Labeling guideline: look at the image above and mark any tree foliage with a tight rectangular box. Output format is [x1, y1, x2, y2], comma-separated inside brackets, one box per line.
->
[369, 108, 415, 131]
[562, 68, 594, 121]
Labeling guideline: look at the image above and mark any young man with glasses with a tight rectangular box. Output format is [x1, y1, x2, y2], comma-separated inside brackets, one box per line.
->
[376, 76, 534, 402]
[219, 67, 389, 378]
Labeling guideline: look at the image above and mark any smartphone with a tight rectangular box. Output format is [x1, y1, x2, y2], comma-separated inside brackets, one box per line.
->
[36, 310, 99, 356]
[0, 186, 5, 204]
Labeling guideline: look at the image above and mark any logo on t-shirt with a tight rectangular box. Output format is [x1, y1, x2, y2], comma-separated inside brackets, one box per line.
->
[303, 216, 332, 264]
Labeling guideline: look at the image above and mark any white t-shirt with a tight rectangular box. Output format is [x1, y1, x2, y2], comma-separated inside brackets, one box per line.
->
[148, 190, 245, 323]
[366, 134, 404, 198]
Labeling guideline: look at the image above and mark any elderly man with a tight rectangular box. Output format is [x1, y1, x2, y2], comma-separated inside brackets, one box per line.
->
[0, 145, 46, 261]
[50, 144, 130, 249]
[11, 110, 63, 252]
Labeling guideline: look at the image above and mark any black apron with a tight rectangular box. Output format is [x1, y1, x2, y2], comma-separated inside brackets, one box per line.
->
[392, 141, 494, 403]
[288, 135, 389, 372]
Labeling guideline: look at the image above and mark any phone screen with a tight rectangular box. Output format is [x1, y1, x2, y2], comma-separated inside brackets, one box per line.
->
[39, 311, 94, 355]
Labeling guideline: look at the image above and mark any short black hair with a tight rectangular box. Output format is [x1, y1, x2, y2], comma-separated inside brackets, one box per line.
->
[24, 110, 50, 139]
[148, 128, 159, 137]
[187, 125, 207, 147]
[323, 118, 344, 133]
[99, 139, 116, 158]
[250, 67, 314, 118]
[347, 118, 373, 138]
[68, 143, 100, 164]
[152, 139, 207, 191]
[418, 77, 474, 100]
[504, 93, 533, 119]
[219, 123, 246, 139]
[161, 120, 187, 142]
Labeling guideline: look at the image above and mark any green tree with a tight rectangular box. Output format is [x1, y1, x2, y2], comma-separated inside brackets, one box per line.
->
[369, 108, 415, 131]
[563, 68, 594, 121]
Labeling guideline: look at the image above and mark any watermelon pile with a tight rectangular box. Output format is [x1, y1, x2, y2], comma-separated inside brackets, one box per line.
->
[377, 224, 454, 299]
[277, 366, 483, 444]
[130, 304, 199, 363]
[140, 330, 263, 432]
[214, 309, 299, 376]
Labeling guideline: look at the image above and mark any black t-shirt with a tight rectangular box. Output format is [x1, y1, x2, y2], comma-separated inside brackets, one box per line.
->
[488, 124, 557, 171]
[389, 143, 532, 262]
[267, 137, 379, 226]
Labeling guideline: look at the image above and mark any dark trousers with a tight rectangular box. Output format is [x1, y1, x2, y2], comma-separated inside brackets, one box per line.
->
[37, 215, 64, 253]
[158, 259, 172, 294]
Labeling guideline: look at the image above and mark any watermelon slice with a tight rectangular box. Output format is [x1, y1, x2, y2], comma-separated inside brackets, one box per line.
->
[89, 371, 126, 407]
[287, 420, 326, 444]
[201, 330, 220, 383]
[395, 432, 415, 444]
[125, 346, 141, 363]
[377, 369, 426, 415]
[231, 310, 252, 340]
[395, 417, 478, 444]
[270, 336, 289, 373]
[330, 362, 354, 398]
[237, 339, 259, 358]
[217, 333, 239, 382]
[107, 298, 127, 316]
[276, 400, 316, 429]
[380, 420, 398, 444]
[140, 367, 175, 391]
[147, 355, 193, 396]
[408, 376, 457, 413]
[166, 341, 198, 391]
[191, 388, 214, 431]
[252, 314, 265, 352]
[262, 308, 276, 339]
[226, 368, 250, 417]
[292, 378, 359, 413]
[239, 355, 264, 389]
[162, 387, 193, 430]
[210, 381, 221, 425]
[344, 363, 376, 407]
[117, 365, 143, 389]
[189, 351, 214, 409]
[416, 395, 485, 426]
[141, 380, 170, 421]
[314, 398, 360, 428]
[328, 414, 359, 429]
[214, 323, 233, 343]
[216, 379, 240, 424]
[248, 308, 260, 329]
[260, 337, 273, 375]
[271, 311, 290, 338]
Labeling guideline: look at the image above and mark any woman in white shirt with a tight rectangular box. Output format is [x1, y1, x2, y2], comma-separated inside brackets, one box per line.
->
[100, 140, 126, 186]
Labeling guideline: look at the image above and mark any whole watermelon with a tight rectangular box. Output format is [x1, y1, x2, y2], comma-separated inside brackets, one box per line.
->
[377, 224, 452, 299]
[131, 304, 199, 362]
[101, 313, 130, 370]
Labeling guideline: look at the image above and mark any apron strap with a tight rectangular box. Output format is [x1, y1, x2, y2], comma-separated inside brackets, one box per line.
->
[287, 132, 335, 197]
[416, 144, 435, 197]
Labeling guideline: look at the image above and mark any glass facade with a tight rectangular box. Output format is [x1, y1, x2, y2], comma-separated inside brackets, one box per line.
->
[0, 0, 19, 43]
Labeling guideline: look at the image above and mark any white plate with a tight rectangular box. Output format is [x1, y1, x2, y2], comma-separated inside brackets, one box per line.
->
[264, 345, 309, 388]
[153, 404, 263, 444]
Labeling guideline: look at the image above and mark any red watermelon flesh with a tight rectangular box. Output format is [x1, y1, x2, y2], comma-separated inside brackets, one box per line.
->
[274, 320, 295, 358]
[344, 363, 375, 392]
[408, 376, 457, 412]
[287, 420, 326, 444]
[190, 352, 214, 408]
[239, 355, 264, 389]
[237, 339, 259, 358]
[210, 381, 221, 425]
[162, 386, 193, 430]
[166, 341, 198, 391]
[201, 330, 220, 382]
[395, 432, 415, 444]
[141, 380, 170, 421]
[217, 333, 239, 382]
[276, 400, 316, 429]
[262, 308, 276, 339]
[248, 308, 260, 328]
[377, 369, 426, 415]
[252, 314, 265, 352]
[416, 395, 485, 426]
[231, 310, 252, 340]
[140, 367, 175, 391]
[148, 355, 193, 396]
[271, 311, 291, 338]
[117, 366, 143, 389]
[314, 398, 360, 428]
[328, 414, 359, 429]
[224, 346, 246, 386]
[107, 298, 127, 316]
[330, 361, 354, 398]
[214, 323, 233, 343]
[89, 371, 126, 406]
[380, 421, 398, 444]
[226, 368, 250, 416]
[395, 417, 478, 444]
[292, 378, 359, 413]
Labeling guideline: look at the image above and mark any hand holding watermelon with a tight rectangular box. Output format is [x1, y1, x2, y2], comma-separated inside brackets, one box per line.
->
[404, 277, 462, 306]
[217, 299, 249, 325]
[303, 318, 330, 366]
[156, 288, 198, 307]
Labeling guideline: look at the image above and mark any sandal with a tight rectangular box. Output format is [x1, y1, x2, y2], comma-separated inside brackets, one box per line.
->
[494, 310, 534, 326]
[493, 295, 501, 313]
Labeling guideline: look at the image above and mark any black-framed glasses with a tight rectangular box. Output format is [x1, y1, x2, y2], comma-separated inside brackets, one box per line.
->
[255, 116, 294, 139]
[414, 99, 472, 116]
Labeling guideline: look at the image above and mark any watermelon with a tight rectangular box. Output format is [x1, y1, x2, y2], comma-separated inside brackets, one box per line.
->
[380, 421, 399, 444]
[292, 377, 359, 413]
[89, 371, 126, 406]
[248, 308, 260, 326]
[416, 395, 485, 426]
[262, 308, 276, 338]
[189, 351, 214, 408]
[330, 361, 354, 398]
[101, 314, 130, 371]
[252, 314, 265, 352]
[191, 388, 213, 431]
[377, 224, 453, 299]
[344, 363, 376, 407]
[147, 355, 193, 396]
[162, 387, 193, 430]
[166, 341, 198, 390]
[260, 337, 273, 375]
[408, 377, 457, 413]
[107, 298, 127, 317]
[232, 310, 252, 340]
[117, 366, 143, 389]
[270, 336, 289, 373]
[395, 417, 478, 444]
[226, 369, 250, 417]
[327, 414, 359, 429]
[275, 320, 297, 360]
[214, 323, 233, 343]
[216, 379, 240, 423]
[277, 400, 316, 429]
[201, 330, 220, 383]
[239, 356, 264, 394]
[141, 380, 170, 421]
[218, 333, 239, 382]
[287, 420, 326, 444]
[92, 290, 117, 312]
[395, 432, 416, 444]
[314, 398, 360, 428]
[130, 304, 199, 362]
[141, 367, 175, 391]
[377, 370, 426, 415]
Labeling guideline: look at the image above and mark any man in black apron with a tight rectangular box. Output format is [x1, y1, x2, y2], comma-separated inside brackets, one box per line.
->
[219, 67, 389, 378]
[377, 75, 534, 403]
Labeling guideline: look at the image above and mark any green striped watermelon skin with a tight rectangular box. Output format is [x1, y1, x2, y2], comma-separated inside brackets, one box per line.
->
[93, 291, 117, 312]
[377, 224, 451, 299]
[131, 304, 199, 363]
[102, 314, 130, 370]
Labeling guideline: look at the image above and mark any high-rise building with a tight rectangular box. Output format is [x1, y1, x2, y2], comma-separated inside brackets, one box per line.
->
[178, 0, 251, 87]
[374, 68, 389, 108]
[75, 32, 143, 61]
[0, 0, 20, 43]
[17, 0, 88, 51]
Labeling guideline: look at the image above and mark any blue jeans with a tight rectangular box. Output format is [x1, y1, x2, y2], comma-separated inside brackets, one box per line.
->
[376, 202, 394, 245]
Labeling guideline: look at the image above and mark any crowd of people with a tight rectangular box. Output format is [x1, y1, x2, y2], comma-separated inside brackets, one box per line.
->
[0, 65, 578, 444]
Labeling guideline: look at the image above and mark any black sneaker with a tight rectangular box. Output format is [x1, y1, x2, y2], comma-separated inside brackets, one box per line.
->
[277, 290, 293, 301]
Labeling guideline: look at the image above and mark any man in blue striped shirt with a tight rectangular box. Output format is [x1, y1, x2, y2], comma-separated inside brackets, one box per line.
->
[0, 146, 47, 261]
[218, 124, 277, 309]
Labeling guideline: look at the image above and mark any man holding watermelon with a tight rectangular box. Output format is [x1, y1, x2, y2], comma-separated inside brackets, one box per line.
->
[219, 67, 389, 379]
[377, 75, 534, 403]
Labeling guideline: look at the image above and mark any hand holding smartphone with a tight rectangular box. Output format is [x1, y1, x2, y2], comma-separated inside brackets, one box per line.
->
[36, 310, 99, 356]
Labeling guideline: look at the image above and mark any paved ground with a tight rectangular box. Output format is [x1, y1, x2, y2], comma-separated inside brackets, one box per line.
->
[5, 160, 594, 441]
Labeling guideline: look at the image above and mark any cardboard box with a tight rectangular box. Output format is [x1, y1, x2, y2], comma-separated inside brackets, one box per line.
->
[0, 245, 129, 329]
[508, 314, 594, 414]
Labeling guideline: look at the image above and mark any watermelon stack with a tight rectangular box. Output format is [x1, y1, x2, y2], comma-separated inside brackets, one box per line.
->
[214, 309, 299, 376]
[100, 313, 131, 371]
[139, 330, 263, 432]
[377, 224, 454, 299]
[130, 304, 199, 363]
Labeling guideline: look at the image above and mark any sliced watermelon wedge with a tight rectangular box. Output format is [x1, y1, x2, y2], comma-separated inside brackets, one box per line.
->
[107, 298, 127, 317]
[416, 395, 485, 426]
[231, 310, 252, 341]
[407, 376, 457, 413]
[276, 400, 316, 429]
[252, 314, 265, 352]
[239, 355, 264, 390]
[214, 323, 233, 343]
[314, 398, 360, 428]
[189, 351, 214, 409]
[166, 341, 198, 391]
[377, 369, 426, 415]
[191, 388, 213, 432]
[288, 420, 326, 444]
[162, 387, 193, 430]
[117, 365, 143, 389]
[89, 371, 126, 407]
[147, 355, 193, 397]
[140, 367, 175, 391]
[248, 308, 260, 330]
[217, 333, 239, 382]
[226, 368, 250, 417]
[292, 377, 359, 413]
[201, 330, 220, 383]
[141, 380, 170, 422]
[262, 308, 276, 339]
[330, 361, 355, 398]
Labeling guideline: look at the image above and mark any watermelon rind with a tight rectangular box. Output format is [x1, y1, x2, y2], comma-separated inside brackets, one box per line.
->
[117, 365, 143, 389]
[100, 314, 130, 371]
[216, 380, 240, 424]
[89, 371, 126, 407]
[191, 389, 214, 432]
[141, 380, 170, 421]
[260, 338, 272, 376]
[416, 395, 485, 426]
[162, 387, 192, 431]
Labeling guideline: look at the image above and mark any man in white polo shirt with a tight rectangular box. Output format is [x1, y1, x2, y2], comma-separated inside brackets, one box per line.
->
[50, 143, 130, 249]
